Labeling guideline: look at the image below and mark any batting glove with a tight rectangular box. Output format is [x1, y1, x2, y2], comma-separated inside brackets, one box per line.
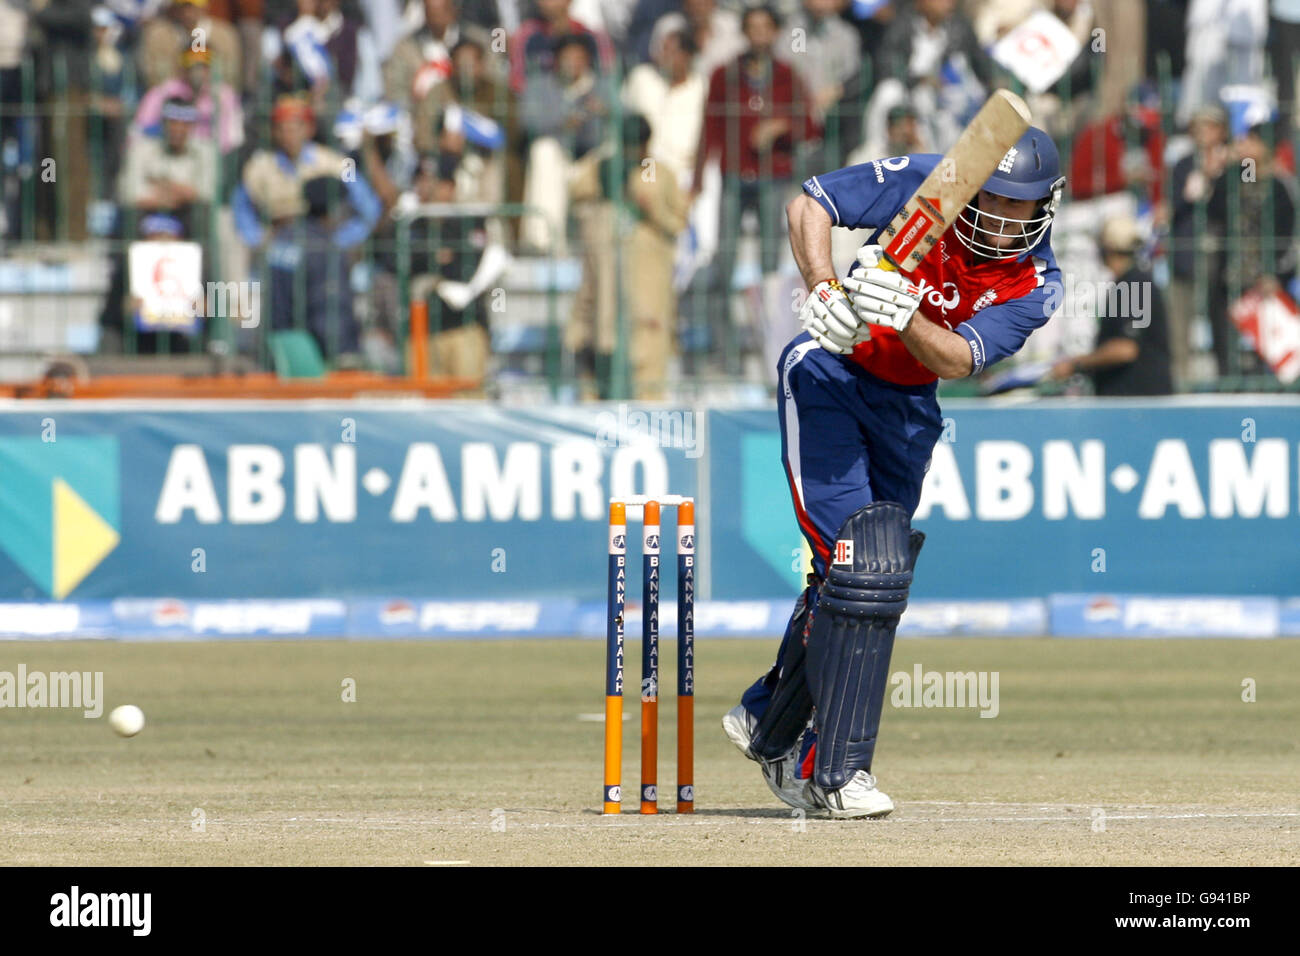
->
[800, 278, 870, 354]
[840, 244, 923, 333]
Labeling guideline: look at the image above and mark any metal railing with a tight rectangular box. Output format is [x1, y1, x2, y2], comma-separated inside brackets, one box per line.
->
[2, 28, 1300, 396]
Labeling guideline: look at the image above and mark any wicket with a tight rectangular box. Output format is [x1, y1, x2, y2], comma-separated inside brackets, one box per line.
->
[604, 495, 695, 815]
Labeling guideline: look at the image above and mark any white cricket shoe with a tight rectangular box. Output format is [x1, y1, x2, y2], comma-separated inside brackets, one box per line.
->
[807, 770, 894, 819]
[721, 702, 760, 758]
[721, 703, 816, 812]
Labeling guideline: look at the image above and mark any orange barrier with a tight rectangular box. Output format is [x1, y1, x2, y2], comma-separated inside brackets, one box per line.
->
[0, 371, 479, 400]
[409, 299, 429, 380]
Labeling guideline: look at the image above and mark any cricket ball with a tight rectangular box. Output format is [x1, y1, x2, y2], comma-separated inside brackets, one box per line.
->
[108, 704, 146, 737]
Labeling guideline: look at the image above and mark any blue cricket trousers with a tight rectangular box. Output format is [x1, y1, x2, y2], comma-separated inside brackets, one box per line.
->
[741, 332, 943, 744]
[776, 332, 942, 577]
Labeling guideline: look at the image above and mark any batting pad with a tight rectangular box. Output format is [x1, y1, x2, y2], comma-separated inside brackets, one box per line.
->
[749, 584, 815, 761]
[805, 502, 924, 791]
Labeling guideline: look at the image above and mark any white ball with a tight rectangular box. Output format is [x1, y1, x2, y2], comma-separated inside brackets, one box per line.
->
[108, 704, 146, 737]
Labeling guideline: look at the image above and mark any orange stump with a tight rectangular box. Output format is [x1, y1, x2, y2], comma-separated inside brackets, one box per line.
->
[603, 501, 627, 813]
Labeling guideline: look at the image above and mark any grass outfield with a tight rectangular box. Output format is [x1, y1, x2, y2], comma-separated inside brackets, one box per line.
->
[1, 637, 1297, 866]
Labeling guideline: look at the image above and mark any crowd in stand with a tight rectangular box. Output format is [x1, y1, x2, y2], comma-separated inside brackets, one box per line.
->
[0, 0, 1298, 395]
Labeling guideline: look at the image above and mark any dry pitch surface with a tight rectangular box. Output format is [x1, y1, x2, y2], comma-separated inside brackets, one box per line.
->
[1, 638, 1297, 866]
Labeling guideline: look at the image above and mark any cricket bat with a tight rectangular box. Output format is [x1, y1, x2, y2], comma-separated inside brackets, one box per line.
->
[877, 89, 1032, 274]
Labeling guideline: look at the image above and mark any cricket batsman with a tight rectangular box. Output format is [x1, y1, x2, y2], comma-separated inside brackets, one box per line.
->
[722, 126, 1066, 818]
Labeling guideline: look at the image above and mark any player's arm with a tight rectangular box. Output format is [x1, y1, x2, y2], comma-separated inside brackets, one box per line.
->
[790, 157, 935, 287]
[789, 158, 935, 353]
[836, 243, 973, 378]
[897, 317, 974, 379]
[786, 193, 836, 289]
[788, 193, 863, 353]
[953, 260, 1062, 375]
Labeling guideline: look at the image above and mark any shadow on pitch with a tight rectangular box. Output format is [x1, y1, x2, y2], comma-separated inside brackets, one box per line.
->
[580, 807, 794, 819]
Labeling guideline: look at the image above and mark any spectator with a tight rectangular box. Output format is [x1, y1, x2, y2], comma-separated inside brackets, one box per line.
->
[1205, 122, 1298, 375]
[1179, 0, 1268, 127]
[1165, 104, 1230, 385]
[828, 99, 929, 290]
[510, 0, 613, 94]
[690, 4, 820, 370]
[1269, 0, 1300, 134]
[338, 100, 415, 217]
[139, 0, 243, 94]
[274, 0, 364, 107]
[1146, 0, 1189, 82]
[519, 33, 609, 253]
[1024, 0, 1103, 139]
[134, 48, 245, 157]
[416, 36, 520, 203]
[556, 56, 618, 395]
[322, 0, 365, 96]
[206, 0, 264, 91]
[268, 175, 361, 358]
[860, 101, 926, 159]
[233, 95, 381, 251]
[119, 98, 217, 237]
[669, 0, 746, 79]
[99, 212, 198, 356]
[878, 0, 993, 91]
[1049, 216, 1174, 396]
[386, 0, 492, 112]
[30, 0, 95, 240]
[1069, 90, 1166, 204]
[876, 0, 993, 149]
[844, 0, 897, 69]
[622, 19, 706, 190]
[89, 6, 132, 215]
[570, 0, 631, 40]
[348, 99, 416, 371]
[779, 0, 860, 124]
[458, 0, 511, 32]
[621, 113, 690, 398]
[404, 152, 509, 381]
[627, 0, 678, 64]
[0, 0, 26, 238]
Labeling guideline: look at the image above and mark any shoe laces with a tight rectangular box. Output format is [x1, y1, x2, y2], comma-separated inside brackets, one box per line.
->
[847, 770, 877, 792]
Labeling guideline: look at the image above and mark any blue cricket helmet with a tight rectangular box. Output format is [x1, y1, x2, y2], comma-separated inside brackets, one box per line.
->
[956, 126, 1067, 259]
[983, 126, 1064, 200]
